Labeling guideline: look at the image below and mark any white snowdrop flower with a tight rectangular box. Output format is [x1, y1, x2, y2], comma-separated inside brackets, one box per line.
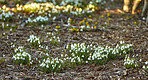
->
[41, 25, 44, 27]
[77, 57, 81, 62]
[52, 0, 56, 5]
[86, 61, 88, 63]
[55, 29, 58, 31]
[139, 59, 142, 62]
[12, 44, 15, 47]
[66, 57, 69, 60]
[22, 52, 26, 56]
[22, 58, 25, 60]
[17, 53, 22, 57]
[54, 63, 57, 67]
[46, 53, 49, 56]
[33, 19, 37, 22]
[31, 60, 33, 63]
[52, 16, 56, 20]
[52, 65, 55, 69]
[51, 61, 54, 64]
[46, 60, 50, 64]
[47, 32, 49, 35]
[60, 1, 66, 5]
[82, 55, 84, 57]
[12, 56, 16, 60]
[48, 14, 51, 17]
[59, 65, 61, 68]
[16, 56, 20, 59]
[28, 55, 31, 60]
[120, 41, 125, 44]
[46, 65, 49, 68]
[51, 33, 54, 35]
[87, 50, 89, 53]
[69, 50, 72, 52]
[30, 61, 33, 64]
[57, 37, 60, 39]
[47, 57, 50, 60]
[129, 44, 132, 47]
[65, 54, 68, 57]
[124, 62, 126, 65]
[46, 46, 48, 50]
[96, 0, 102, 3]
[145, 61, 148, 65]
[6, 24, 9, 26]
[143, 65, 146, 69]
[72, 53, 75, 57]
[43, 59, 46, 62]
[73, 59, 76, 62]
[71, 58, 74, 62]
[61, 54, 63, 57]
[64, 58, 66, 61]
[88, 57, 91, 60]
[60, 59, 63, 63]
[56, 60, 59, 63]
[80, 29, 83, 31]
[123, 51, 126, 54]
[40, 62, 45, 67]
[39, 45, 41, 47]
[14, 48, 18, 53]
[0, 16, 2, 20]
[132, 55, 135, 57]
[38, 41, 40, 44]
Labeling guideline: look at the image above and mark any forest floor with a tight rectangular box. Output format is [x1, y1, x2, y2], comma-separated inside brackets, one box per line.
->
[0, 0, 148, 80]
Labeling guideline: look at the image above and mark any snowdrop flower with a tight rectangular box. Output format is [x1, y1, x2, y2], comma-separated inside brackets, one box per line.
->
[145, 61, 148, 65]
[46, 46, 48, 50]
[56, 60, 59, 63]
[82, 55, 84, 57]
[45, 60, 50, 63]
[40, 62, 46, 67]
[43, 59, 46, 62]
[48, 14, 51, 17]
[143, 65, 146, 69]
[120, 41, 125, 44]
[61, 54, 64, 57]
[52, 16, 56, 20]
[12, 56, 17, 60]
[16, 57, 20, 60]
[80, 29, 83, 31]
[52, 65, 55, 69]
[46, 65, 49, 68]
[55, 29, 58, 31]
[88, 57, 91, 60]
[96, 0, 102, 3]
[86, 61, 88, 63]
[46, 53, 49, 56]
[52, 0, 56, 5]
[51, 61, 54, 64]
[60, 1, 66, 5]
